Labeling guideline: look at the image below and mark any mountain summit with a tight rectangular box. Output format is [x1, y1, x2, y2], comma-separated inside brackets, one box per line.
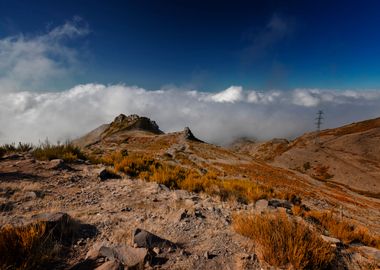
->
[73, 114, 163, 147]
[106, 114, 163, 136]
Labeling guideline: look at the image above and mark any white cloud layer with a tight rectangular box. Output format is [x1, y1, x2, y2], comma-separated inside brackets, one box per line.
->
[1, 84, 379, 144]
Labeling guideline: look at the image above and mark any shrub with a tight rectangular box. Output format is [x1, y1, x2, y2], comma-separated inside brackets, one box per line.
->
[104, 151, 276, 203]
[312, 165, 333, 181]
[305, 210, 380, 248]
[0, 221, 59, 269]
[16, 142, 34, 152]
[0, 142, 34, 155]
[32, 141, 87, 162]
[233, 212, 335, 269]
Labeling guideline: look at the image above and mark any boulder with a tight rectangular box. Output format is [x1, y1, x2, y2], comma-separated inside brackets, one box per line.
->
[87, 243, 147, 269]
[133, 228, 175, 250]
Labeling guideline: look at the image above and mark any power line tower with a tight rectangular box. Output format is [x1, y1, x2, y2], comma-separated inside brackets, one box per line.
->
[315, 110, 324, 145]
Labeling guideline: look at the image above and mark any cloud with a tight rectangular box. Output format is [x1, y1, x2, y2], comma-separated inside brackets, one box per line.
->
[0, 17, 89, 93]
[207, 86, 244, 103]
[0, 18, 379, 145]
[0, 84, 379, 145]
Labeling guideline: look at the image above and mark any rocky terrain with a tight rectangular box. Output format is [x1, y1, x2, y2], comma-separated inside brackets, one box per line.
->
[1, 114, 380, 269]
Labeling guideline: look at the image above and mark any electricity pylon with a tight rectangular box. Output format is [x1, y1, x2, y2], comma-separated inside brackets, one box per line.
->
[315, 110, 324, 145]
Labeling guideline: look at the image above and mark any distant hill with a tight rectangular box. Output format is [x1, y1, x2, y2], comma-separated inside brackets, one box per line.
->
[230, 117, 380, 196]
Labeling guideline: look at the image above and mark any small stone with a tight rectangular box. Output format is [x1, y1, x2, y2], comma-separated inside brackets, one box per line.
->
[153, 247, 161, 255]
[255, 199, 268, 212]
[204, 251, 209, 259]
[321, 235, 341, 244]
[47, 159, 70, 170]
[268, 199, 292, 209]
[24, 191, 37, 199]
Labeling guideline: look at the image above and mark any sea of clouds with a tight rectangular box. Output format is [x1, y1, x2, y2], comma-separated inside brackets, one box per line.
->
[1, 19, 379, 145]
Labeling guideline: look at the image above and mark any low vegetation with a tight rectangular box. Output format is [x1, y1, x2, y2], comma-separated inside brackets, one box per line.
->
[312, 165, 334, 181]
[233, 212, 335, 269]
[102, 151, 276, 203]
[0, 221, 59, 269]
[32, 141, 87, 162]
[0, 142, 33, 156]
[304, 210, 380, 248]
[0, 141, 89, 162]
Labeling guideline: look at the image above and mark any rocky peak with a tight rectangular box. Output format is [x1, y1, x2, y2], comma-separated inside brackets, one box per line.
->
[108, 114, 163, 135]
[183, 127, 203, 142]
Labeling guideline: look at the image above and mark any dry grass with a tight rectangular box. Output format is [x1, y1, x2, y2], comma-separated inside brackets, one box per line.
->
[0, 141, 89, 163]
[32, 141, 87, 162]
[103, 151, 276, 203]
[0, 142, 34, 156]
[234, 212, 335, 269]
[0, 221, 60, 269]
[312, 165, 334, 181]
[305, 210, 380, 248]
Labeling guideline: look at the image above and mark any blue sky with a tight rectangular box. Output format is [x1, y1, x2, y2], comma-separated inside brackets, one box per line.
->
[1, 0, 380, 91]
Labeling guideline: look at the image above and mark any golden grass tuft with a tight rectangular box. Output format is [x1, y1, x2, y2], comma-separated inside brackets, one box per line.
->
[103, 151, 276, 203]
[305, 210, 380, 248]
[32, 141, 87, 162]
[234, 212, 335, 269]
[0, 221, 59, 269]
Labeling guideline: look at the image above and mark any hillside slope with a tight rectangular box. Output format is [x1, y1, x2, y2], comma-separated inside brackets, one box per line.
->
[231, 117, 380, 196]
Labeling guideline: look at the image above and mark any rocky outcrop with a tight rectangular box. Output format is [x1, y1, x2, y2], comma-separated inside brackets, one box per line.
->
[104, 114, 163, 136]
[183, 127, 203, 142]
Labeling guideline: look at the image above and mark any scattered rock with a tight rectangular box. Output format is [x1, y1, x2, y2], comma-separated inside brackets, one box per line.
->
[153, 247, 161, 255]
[47, 159, 71, 170]
[268, 199, 292, 209]
[24, 191, 37, 199]
[321, 235, 341, 248]
[172, 208, 189, 222]
[95, 260, 122, 270]
[133, 228, 176, 250]
[97, 168, 121, 181]
[255, 199, 268, 212]
[87, 243, 147, 269]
